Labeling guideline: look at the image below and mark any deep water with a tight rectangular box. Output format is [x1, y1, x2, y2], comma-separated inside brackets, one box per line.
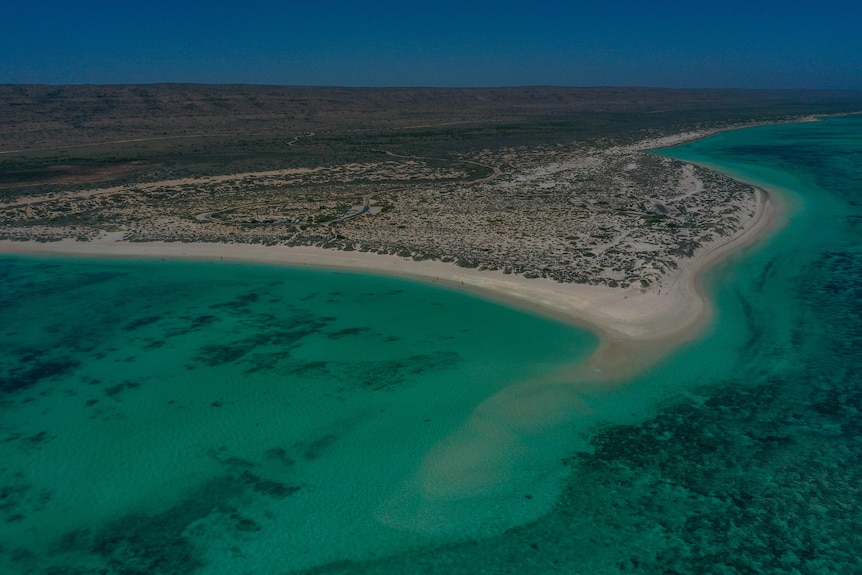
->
[2, 114, 861, 574]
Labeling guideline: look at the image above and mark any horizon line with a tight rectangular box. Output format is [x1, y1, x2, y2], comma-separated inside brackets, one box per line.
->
[3, 83, 862, 93]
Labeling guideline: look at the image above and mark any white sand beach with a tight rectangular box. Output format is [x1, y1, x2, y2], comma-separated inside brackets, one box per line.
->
[0, 148, 789, 543]
[0, 182, 781, 381]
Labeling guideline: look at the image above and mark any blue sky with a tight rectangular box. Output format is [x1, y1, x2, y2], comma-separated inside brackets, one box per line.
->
[2, 0, 860, 88]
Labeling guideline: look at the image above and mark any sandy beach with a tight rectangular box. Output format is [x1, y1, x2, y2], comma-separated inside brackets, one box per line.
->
[0, 181, 781, 381]
[0, 184, 783, 516]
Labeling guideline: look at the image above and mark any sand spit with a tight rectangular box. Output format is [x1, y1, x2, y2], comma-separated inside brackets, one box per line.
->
[0, 170, 784, 538]
[0, 182, 779, 378]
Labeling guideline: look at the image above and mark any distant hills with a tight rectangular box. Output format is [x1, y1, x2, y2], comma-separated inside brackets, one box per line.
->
[3, 85, 861, 150]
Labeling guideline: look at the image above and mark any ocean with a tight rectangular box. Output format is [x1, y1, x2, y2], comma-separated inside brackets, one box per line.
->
[2, 114, 860, 573]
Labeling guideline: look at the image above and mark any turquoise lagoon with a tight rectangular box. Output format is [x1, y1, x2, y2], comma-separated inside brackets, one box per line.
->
[2, 114, 861, 573]
[0, 255, 598, 573]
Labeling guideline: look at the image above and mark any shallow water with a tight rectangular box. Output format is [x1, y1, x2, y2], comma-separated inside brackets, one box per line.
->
[0, 256, 597, 573]
[3, 114, 861, 574]
[325, 114, 861, 573]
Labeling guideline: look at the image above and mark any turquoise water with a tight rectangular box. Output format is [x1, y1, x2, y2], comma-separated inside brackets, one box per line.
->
[281, 115, 859, 573]
[3, 114, 861, 574]
[0, 256, 597, 573]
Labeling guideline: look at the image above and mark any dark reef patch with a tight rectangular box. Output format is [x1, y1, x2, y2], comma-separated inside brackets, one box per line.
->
[84, 482, 223, 575]
[195, 342, 252, 367]
[193, 311, 331, 371]
[208, 292, 260, 312]
[103, 380, 141, 398]
[0, 355, 80, 395]
[352, 351, 461, 391]
[264, 447, 296, 467]
[22, 431, 54, 446]
[122, 315, 162, 332]
[190, 314, 217, 328]
[0, 481, 53, 524]
[161, 313, 221, 340]
[240, 470, 302, 498]
[326, 326, 372, 339]
[142, 339, 166, 350]
[207, 447, 256, 470]
[286, 360, 329, 377]
[44, 467, 302, 575]
[295, 434, 339, 461]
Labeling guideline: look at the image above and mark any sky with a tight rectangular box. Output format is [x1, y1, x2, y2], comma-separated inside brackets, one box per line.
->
[1, 0, 860, 89]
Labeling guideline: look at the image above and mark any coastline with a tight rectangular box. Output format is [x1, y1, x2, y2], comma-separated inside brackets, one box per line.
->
[0, 179, 782, 380]
[0, 117, 809, 384]
[0, 126, 793, 541]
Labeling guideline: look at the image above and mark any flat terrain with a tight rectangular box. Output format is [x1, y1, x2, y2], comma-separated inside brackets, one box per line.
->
[2, 85, 861, 289]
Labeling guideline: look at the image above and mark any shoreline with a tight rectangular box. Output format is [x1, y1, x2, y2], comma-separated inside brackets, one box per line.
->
[0, 180, 782, 381]
[0, 119, 804, 383]
[0, 131, 789, 531]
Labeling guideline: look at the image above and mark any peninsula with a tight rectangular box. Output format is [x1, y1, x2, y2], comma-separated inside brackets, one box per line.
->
[2, 86, 860, 360]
